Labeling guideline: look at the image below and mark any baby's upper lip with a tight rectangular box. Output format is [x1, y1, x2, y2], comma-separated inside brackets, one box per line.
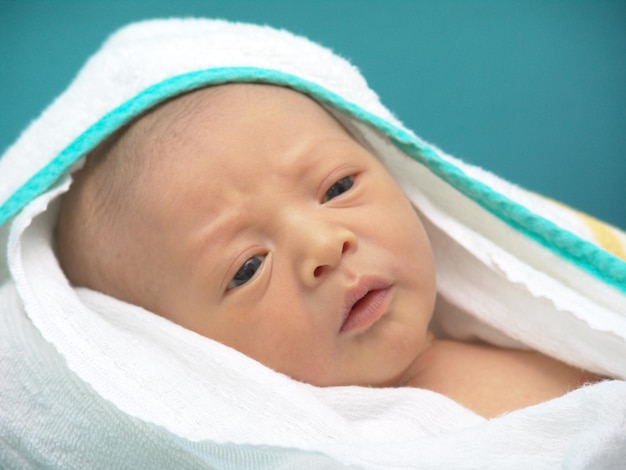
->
[341, 276, 391, 325]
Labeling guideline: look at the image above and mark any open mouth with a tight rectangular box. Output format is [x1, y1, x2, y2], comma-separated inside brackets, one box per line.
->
[340, 286, 392, 334]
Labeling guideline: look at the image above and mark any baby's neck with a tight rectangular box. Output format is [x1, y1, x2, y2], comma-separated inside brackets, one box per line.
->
[399, 338, 602, 419]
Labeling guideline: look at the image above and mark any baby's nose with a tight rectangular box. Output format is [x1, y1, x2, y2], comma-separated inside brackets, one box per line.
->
[296, 220, 357, 286]
[312, 238, 355, 278]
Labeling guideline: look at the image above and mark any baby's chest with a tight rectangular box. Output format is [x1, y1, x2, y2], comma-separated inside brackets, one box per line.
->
[413, 343, 593, 418]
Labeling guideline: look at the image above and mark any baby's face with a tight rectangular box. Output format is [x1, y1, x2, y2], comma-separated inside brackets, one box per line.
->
[116, 84, 436, 386]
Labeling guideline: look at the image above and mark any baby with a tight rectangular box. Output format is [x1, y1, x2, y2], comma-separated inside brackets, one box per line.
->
[55, 83, 601, 418]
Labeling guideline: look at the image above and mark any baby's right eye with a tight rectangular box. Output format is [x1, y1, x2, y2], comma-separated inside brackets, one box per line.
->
[228, 255, 265, 290]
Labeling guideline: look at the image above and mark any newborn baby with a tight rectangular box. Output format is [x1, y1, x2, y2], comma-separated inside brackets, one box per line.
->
[55, 83, 601, 418]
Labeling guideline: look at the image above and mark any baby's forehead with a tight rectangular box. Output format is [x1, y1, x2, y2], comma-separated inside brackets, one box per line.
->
[116, 83, 362, 190]
[140, 84, 276, 126]
[138, 83, 345, 134]
[131, 86, 228, 143]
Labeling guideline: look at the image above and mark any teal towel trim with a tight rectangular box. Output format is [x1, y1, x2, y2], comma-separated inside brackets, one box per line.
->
[392, 138, 626, 292]
[0, 67, 624, 293]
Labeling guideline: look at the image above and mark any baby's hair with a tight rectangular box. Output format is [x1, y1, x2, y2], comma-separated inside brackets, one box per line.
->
[54, 85, 226, 301]
[54, 121, 144, 299]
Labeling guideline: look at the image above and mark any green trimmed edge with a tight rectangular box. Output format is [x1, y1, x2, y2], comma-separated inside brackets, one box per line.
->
[0, 67, 624, 293]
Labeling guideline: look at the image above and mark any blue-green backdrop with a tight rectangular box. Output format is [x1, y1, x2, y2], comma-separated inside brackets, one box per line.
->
[1, 0, 624, 228]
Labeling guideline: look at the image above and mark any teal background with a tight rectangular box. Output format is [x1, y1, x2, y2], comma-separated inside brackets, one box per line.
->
[1, 0, 625, 228]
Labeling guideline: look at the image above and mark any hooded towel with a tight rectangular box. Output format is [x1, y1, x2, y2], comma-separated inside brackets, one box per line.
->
[1, 18, 625, 469]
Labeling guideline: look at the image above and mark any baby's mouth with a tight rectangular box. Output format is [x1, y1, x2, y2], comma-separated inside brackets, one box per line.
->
[340, 280, 392, 334]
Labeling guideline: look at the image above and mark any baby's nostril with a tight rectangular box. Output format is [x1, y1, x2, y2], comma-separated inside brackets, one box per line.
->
[342, 241, 350, 254]
[314, 266, 324, 277]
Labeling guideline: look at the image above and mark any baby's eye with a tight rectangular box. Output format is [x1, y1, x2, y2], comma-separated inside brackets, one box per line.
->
[322, 176, 354, 203]
[228, 255, 265, 290]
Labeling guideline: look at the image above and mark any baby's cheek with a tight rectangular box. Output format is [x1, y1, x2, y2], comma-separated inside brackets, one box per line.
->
[245, 321, 323, 380]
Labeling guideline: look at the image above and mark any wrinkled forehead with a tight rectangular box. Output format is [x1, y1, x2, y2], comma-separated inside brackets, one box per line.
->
[116, 83, 358, 180]
[122, 83, 370, 177]
[133, 83, 355, 140]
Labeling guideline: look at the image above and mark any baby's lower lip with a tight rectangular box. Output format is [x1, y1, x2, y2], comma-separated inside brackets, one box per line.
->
[340, 287, 392, 334]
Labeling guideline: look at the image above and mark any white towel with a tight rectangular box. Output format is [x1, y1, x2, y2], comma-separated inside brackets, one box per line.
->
[1, 18, 625, 469]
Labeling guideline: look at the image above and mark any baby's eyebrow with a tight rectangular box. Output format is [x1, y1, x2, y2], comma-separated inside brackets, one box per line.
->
[281, 136, 357, 173]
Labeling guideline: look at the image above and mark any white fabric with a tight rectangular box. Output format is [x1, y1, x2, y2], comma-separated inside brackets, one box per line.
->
[2, 185, 625, 469]
[1, 18, 626, 468]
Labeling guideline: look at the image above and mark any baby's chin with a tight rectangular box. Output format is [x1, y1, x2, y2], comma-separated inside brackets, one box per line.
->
[285, 334, 436, 388]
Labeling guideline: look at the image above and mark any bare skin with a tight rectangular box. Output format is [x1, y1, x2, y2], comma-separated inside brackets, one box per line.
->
[403, 336, 602, 418]
[56, 84, 603, 419]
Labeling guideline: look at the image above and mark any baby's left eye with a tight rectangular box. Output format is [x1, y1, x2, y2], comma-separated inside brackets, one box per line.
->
[322, 176, 354, 203]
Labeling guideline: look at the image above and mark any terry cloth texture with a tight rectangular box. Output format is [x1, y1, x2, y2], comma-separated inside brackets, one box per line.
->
[1, 18, 625, 469]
